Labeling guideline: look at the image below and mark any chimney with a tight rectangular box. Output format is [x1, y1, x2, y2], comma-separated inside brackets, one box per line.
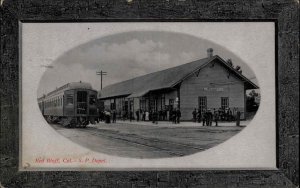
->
[207, 48, 213, 58]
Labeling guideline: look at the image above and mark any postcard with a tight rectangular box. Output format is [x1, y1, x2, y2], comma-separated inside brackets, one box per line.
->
[20, 22, 276, 170]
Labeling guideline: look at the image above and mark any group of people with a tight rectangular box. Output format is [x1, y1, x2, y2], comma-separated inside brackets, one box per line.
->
[138, 110, 169, 122]
[97, 107, 240, 126]
[97, 108, 182, 124]
[169, 108, 181, 124]
[95, 110, 117, 124]
[138, 109, 181, 124]
[192, 107, 241, 126]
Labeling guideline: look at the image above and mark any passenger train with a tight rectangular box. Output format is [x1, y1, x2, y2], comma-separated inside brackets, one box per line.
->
[38, 82, 98, 128]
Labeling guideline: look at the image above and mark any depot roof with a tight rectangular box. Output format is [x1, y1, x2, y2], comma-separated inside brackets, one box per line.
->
[99, 55, 258, 99]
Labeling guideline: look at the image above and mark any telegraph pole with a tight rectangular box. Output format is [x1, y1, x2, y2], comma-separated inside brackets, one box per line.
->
[96, 70, 107, 90]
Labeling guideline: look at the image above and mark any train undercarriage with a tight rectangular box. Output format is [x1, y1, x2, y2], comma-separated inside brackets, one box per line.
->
[45, 116, 95, 128]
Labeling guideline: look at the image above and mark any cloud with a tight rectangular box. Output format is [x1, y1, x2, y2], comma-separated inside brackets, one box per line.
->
[179, 51, 197, 62]
[38, 32, 258, 96]
[59, 39, 166, 68]
[39, 39, 172, 94]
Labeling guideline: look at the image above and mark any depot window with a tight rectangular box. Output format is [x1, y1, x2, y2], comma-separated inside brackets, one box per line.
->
[198, 96, 207, 112]
[221, 97, 229, 109]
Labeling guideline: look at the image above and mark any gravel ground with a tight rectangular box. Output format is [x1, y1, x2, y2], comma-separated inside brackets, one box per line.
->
[51, 122, 244, 158]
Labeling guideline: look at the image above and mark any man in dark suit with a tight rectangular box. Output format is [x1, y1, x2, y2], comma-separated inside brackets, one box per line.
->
[176, 109, 181, 124]
[192, 108, 197, 122]
[112, 110, 116, 123]
[136, 110, 140, 122]
[197, 109, 202, 123]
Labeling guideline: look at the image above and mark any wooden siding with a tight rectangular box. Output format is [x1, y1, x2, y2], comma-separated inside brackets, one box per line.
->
[180, 60, 245, 120]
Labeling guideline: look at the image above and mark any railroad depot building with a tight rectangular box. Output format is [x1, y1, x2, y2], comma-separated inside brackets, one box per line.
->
[98, 49, 258, 121]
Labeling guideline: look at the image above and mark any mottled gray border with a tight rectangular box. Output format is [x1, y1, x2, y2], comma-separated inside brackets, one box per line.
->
[0, 0, 298, 187]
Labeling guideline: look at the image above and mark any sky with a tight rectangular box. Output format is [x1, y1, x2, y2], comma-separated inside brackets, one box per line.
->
[38, 31, 258, 97]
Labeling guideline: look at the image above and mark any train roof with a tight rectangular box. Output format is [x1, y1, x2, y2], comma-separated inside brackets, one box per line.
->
[43, 82, 94, 97]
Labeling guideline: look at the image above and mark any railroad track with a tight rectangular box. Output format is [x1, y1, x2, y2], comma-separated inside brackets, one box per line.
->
[80, 127, 204, 157]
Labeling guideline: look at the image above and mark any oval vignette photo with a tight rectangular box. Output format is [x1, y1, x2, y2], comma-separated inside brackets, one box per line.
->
[36, 30, 260, 159]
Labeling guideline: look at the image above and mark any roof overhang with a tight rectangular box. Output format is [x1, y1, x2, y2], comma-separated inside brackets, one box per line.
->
[126, 90, 150, 98]
[99, 94, 130, 100]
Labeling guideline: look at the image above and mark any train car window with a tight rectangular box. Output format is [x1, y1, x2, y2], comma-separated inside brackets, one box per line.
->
[66, 94, 74, 105]
[89, 95, 96, 105]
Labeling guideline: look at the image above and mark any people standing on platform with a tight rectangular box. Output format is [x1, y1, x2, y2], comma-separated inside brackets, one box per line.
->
[142, 110, 146, 121]
[105, 110, 111, 124]
[112, 110, 116, 123]
[202, 109, 207, 126]
[219, 107, 224, 121]
[152, 111, 158, 124]
[145, 111, 149, 121]
[225, 108, 229, 121]
[192, 108, 197, 122]
[98, 109, 104, 122]
[169, 109, 173, 122]
[121, 111, 125, 121]
[213, 109, 219, 126]
[149, 110, 153, 121]
[129, 111, 133, 122]
[176, 108, 181, 124]
[209, 110, 213, 126]
[158, 110, 162, 121]
[232, 108, 237, 121]
[197, 109, 202, 123]
[172, 110, 177, 124]
[163, 110, 167, 121]
[136, 110, 140, 122]
[228, 108, 233, 121]
[205, 110, 209, 126]
[236, 110, 241, 126]
[206, 109, 213, 126]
